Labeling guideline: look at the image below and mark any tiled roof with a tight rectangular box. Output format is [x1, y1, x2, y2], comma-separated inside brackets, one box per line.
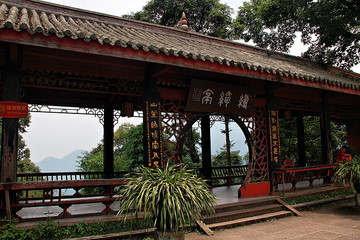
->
[0, 0, 359, 91]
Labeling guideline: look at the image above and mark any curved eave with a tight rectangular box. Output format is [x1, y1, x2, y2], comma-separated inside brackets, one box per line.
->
[0, 28, 359, 96]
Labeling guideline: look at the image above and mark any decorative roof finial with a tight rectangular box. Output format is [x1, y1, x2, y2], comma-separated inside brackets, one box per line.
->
[180, 12, 189, 31]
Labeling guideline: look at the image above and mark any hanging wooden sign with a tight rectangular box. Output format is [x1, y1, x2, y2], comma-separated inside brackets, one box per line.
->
[0, 101, 29, 118]
[186, 79, 255, 116]
[145, 100, 163, 168]
[268, 110, 281, 163]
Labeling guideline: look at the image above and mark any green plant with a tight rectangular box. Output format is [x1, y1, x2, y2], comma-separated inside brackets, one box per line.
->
[117, 163, 216, 233]
[332, 155, 360, 192]
[282, 189, 355, 205]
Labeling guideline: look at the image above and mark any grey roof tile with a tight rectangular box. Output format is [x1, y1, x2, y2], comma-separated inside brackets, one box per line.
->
[0, 0, 359, 91]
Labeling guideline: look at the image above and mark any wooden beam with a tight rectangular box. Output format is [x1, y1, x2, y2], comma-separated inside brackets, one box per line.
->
[1, 29, 359, 96]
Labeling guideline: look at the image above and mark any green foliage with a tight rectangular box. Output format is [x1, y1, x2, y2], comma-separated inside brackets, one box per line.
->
[332, 155, 360, 190]
[124, 0, 233, 38]
[212, 144, 244, 167]
[120, 124, 144, 170]
[0, 218, 151, 240]
[232, 0, 360, 69]
[181, 127, 201, 168]
[279, 116, 347, 163]
[117, 163, 216, 232]
[282, 189, 355, 205]
[77, 123, 143, 172]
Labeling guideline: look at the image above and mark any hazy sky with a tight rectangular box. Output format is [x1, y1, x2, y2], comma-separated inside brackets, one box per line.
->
[23, 0, 359, 163]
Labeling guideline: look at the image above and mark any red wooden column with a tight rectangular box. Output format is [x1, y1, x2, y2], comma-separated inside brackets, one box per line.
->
[0, 44, 22, 218]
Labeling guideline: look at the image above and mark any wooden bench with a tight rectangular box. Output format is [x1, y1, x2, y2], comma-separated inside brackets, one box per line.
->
[0, 179, 126, 220]
[273, 164, 337, 193]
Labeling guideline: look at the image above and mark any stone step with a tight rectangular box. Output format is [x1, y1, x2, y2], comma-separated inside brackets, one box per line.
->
[214, 198, 278, 213]
[204, 204, 284, 224]
[207, 210, 292, 230]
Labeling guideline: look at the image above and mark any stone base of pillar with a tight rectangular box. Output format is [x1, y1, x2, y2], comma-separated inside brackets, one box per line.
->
[238, 182, 270, 198]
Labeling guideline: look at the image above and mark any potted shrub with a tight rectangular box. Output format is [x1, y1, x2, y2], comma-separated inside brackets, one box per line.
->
[332, 155, 360, 208]
[117, 163, 216, 239]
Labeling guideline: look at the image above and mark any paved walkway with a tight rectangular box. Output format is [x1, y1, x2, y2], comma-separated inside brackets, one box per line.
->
[185, 202, 360, 240]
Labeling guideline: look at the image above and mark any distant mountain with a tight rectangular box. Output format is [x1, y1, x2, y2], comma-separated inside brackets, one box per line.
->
[36, 150, 85, 172]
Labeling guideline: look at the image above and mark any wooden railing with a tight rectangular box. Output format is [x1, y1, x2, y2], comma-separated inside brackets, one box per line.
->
[0, 178, 127, 220]
[17, 166, 249, 187]
[17, 171, 131, 182]
[196, 165, 248, 186]
[2, 166, 248, 221]
[273, 164, 337, 193]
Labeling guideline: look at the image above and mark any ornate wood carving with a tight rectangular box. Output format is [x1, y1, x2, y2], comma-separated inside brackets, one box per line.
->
[22, 69, 144, 95]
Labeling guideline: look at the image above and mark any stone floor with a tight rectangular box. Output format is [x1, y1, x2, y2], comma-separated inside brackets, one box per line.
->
[185, 201, 360, 240]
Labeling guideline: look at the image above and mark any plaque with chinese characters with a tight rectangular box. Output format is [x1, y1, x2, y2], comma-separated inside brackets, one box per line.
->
[0, 101, 29, 118]
[186, 79, 255, 116]
[268, 110, 281, 163]
[145, 100, 162, 168]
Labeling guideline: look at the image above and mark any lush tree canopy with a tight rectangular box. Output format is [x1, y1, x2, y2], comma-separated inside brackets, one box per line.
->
[232, 0, 360, 69]
[123, 0, 233, 38]
[77, 123, 144, 172]
[279, 116, 347, 164]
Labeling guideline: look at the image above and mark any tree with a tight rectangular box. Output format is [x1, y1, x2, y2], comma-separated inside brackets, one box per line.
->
[77, 123, 144, 172]
[0, 115, 40, 174]
[232, 0, 360, 69]
[279, 116, 348, 164]
[212, 144, 244, 167]
[181, 127, 201, 168]
[123, 0, 233, 38]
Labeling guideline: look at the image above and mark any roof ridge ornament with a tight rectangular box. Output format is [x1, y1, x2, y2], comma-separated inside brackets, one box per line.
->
[175, 12, 190, 31]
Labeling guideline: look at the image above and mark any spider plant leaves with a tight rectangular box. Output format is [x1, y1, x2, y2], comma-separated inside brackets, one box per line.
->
[117, 162, 216, 232]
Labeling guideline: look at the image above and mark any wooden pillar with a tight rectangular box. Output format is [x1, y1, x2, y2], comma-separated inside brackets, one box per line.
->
[320, 92, 332, 164]
[201, 115, 212, 184]
[346, 119, 360, 153]
[266, 84, 280, 192]
[296, 112, 306, 167]
[1, 44, 22, 218]
[143, 64, 162, 168]
[103, 102, 114, 178]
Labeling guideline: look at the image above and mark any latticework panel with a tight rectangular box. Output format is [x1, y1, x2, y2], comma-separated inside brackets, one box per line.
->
[160, 100, 269, 183]
[240, 107, 269, 184]
[161, 99, 193, 163]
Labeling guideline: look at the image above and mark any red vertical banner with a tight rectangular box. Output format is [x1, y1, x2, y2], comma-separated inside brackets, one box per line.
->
[0, 101, 29, 118]
[268, 110, 281, 163]
[145, 100, 163, 168]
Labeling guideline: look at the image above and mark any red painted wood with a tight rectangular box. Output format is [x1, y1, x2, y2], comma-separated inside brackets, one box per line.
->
[239, 182, 271, 198]
[0, 101, 28, 118]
